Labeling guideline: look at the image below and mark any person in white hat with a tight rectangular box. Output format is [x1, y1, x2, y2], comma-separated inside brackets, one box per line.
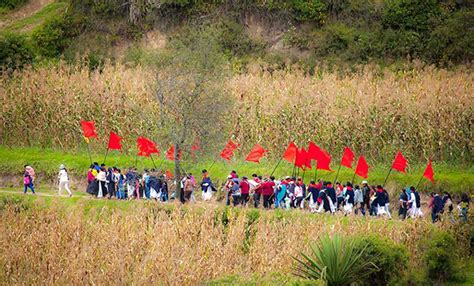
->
[58, 164, 72, 197]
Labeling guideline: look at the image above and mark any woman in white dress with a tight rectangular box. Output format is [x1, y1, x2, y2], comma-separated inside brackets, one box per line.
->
[58, 164, 72, 197]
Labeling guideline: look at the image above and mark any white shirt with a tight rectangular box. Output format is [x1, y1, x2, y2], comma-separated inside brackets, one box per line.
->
[58, 169, 68, 182]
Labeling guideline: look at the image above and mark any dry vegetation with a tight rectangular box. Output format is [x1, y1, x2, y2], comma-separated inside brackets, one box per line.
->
[1, 62, 472, 162]
[0, 199, 455, 285]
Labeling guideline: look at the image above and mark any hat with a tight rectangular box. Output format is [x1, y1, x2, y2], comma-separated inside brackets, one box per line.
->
[285, 176, 291, 180]
[362, 180, 368, 185]
[59, 164, 65, 170]
[227, 175, 232, 179]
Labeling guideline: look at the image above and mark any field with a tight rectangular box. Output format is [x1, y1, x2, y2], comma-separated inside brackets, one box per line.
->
[0, 191, 473, 285]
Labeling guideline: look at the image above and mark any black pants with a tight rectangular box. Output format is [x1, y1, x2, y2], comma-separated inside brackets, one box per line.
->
[263, 195, 272, 209]
[254, 193, 261, 208]
[232, 195, 241, 206]
[241, 193, 249, 206]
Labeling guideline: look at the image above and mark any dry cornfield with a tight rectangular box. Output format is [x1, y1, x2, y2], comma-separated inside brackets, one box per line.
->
[0, 62, 472, 162]
[0, 199, 462, 285]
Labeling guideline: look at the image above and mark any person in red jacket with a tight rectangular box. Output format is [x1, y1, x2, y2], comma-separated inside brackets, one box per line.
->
[261, 176, 276, 209]
[240, 176, 250, 206]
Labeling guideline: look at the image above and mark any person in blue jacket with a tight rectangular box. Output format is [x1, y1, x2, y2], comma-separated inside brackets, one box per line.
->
[430, 192, 444, 223]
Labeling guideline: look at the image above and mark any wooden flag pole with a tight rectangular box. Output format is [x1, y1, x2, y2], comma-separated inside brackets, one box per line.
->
[208, 159, 217, 172]
[86, 142, 93, 165]
[270, 156, 283, 176]
[382, 168, 393, 187]
[313, 161, 318, 181]
[351, 171, 356, 185]
[415, 175, 424, 190]
[103, 148, 110, 165]
[150, 154, 157, 169]
[333, 164, 342, 185]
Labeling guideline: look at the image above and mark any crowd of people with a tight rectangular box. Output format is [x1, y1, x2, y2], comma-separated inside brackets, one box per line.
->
[78, 163, 471, 223]
[20, 163, 470, 223]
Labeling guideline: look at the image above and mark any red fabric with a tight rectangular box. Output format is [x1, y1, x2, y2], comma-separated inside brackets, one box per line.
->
[423, 160, 435, 184]
[282, 141, 298, 163]
[245, 144, 267, 163]
[240, 180, 250, 194]
[316, 149, 332, 171]
[354, 155, 369, 179]
[340, 146, 355, 169]
[220, 140, 240, 161]
[261, 181, 275, 196]
[166, 145, 182, 161]
[294, 148, 307, 170]
[107, 132, 122, 150]
[80, 120, 97, 138]
[165, 169, 173, 178]
[392, 151, 408, 173]
[307, 141, 321, 162]
[191, 139, 200, 159]
[137, 137, 159, 157]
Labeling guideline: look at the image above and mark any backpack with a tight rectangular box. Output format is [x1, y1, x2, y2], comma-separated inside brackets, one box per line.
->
[23, 175, 30, 185]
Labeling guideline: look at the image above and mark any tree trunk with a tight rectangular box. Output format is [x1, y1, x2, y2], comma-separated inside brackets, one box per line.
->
[174, 142, 181, 201]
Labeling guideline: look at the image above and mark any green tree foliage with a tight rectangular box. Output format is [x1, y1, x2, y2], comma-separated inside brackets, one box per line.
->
[0, 33, 34, 74]
[0, 0, 28, 10]
[382, 0, 442, 32]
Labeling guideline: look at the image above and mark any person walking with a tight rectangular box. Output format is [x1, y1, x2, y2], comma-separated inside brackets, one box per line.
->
[57, 164, 72, 197]
[430, 192, 443, 223]
[354, 185, 364, 215]
[23, 166, 35, 195]
[200, 169, 214, 201]
[398, 188, 409, 220]
[96, 166, 107, 198]
[240, 176, 250, 206]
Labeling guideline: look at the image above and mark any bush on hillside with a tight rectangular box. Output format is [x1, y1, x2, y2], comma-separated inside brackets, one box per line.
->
[426, 9, 474, 64]
[382, 0, 442, 32]
[291, 0, 327, 22]
[355, 235, 410, 285]
[0, 0, 28, 9]
[32, 14, 83, 58]
[0, 33, 34, 73]
[423, 230, 465, 283]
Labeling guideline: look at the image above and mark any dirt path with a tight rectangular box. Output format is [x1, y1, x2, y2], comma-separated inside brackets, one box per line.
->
[0, 189, 80, 198]
[0, 0, 53, 30]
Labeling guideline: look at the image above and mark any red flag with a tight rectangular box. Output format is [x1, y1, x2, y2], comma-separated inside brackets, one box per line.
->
[282, 141, 298, 163]
[137, 137, 159, 157]
[165, 169, 173, 178]
[294, 147, 308, 170]
[220, 140, 240, 161]
[423, 160, 435, 184]
[340, 146, 355, 169]
[316, 148, 332, 171]
[354, 155, 369, 179]
[392, 151, 408, 173]
[107, 132, 122, 150]
[80, 120, 97, 138]
[166, 145, 182, 161]
[191, 140, 200, 159]
[307, 141, 321, 162]
[245, 144, 267, 163]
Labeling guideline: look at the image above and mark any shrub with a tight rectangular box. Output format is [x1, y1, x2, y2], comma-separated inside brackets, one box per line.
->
[0, 33, 34, 73]
[294, 234, 378, 285]
[32, 14, 83, 58]
[291, 0, 327, 22]
[382, 0, 442, 32]
[355, 235, 410, 285]
[424, 230, 465, 283]
[425, 9, 474, 64]
[0, 0, 27, 9]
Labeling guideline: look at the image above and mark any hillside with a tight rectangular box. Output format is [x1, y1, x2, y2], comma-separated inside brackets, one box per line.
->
[1, 0, 473, 72]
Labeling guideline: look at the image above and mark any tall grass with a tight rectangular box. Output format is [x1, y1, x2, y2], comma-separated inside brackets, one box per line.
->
[0, 62, 472, 163]
[1, 197, 464, 285]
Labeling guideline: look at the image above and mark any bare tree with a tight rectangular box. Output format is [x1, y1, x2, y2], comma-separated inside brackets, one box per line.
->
[154, 29, 232, 199]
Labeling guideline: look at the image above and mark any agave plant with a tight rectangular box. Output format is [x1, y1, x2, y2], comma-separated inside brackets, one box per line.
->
[293, 234, 378, 286]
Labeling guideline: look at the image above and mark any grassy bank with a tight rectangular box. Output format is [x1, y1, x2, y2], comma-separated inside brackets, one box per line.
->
[0, 145, 473, 195]
[0, 191, 472, 285]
